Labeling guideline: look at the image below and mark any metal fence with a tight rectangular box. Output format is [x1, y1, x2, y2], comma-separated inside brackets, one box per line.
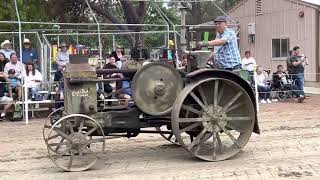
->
[42, 31, 169, 82]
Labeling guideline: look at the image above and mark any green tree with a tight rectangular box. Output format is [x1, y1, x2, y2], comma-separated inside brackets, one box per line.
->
[48, 0, 152, 44]
[0, 0, 50, 30]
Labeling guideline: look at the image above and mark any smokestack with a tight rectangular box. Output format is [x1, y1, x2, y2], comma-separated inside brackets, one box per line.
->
[179, 6, 212, 68]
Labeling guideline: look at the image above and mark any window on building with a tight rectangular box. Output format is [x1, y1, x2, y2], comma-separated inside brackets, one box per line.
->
[256, 0, 262, 15]
[272, 38, 289, 58]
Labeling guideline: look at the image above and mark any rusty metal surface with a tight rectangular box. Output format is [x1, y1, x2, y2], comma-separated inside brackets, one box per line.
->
[122, 60, 143, 69]
[185, 68, 259, 134]
[64, 56, 97, 115]
[69, 78, 130, 84]
[132, 62, 183, 116]
[171, 77, 255, 161]
[96, 68, 138, 75]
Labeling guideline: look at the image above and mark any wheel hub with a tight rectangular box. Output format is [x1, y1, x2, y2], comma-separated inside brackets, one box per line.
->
[202, 105, 228, 133]
[154, 82, 166, 96]
[67, 133, 88, 153]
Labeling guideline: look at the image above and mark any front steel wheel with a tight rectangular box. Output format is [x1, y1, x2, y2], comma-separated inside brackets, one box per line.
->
[171, 77, 255, 161]
[46, 114, 105, 171]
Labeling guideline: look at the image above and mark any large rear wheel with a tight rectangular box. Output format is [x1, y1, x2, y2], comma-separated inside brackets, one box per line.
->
[171, 77, 255, 161]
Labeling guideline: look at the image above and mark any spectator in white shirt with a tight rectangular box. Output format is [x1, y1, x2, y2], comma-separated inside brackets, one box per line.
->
[56, 42, 70, 69]
[241, 50, 256, 84]
[0, 40, 16, 59]
[24, 62, 42, 100]
[255, 66, 272, 104]
[4, 53, 26, 79]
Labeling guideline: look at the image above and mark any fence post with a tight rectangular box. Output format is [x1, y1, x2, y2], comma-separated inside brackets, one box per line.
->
[85, 0, 102, 68]
[13, 0, 27, 123]
[112, 35, 115, 51]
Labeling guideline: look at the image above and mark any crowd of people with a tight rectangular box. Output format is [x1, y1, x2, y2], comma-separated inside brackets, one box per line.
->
[196, 15, 309, 104]
[0, 38, 43, 120]
[0, 15, 310, 120]
[239, 47, 308, 104]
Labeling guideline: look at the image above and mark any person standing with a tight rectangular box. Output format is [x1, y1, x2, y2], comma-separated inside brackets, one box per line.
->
[196, 16, 241, 71]
[287, 46, 308, 100]
[19, 38, 39, 68]
[130, 40, 149, 60]
[241, 50, 256, 83]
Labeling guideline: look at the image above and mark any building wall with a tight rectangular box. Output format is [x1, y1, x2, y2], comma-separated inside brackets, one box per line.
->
[228, 0, 319, 81]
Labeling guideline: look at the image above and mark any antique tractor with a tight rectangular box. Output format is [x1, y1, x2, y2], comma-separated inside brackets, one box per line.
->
[42, 52, 259, 171]
[42, 9, 259, 172]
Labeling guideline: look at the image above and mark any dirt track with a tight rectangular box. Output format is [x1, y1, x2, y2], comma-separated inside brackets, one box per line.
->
[0, 95, 320, 180]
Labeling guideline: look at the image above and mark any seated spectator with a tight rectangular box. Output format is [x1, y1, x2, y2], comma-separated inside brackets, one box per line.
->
[130, 40, 149, 60]
[272, 64, 305, 102]
[111, 45, 126, 62]
[104, 56, 119, 69]
[0, 52, 9, 84]
[255, 66, 272, 104]
[6, 69, 22, 100]
[0, 82, 13, 121]
[24, 63, 42, 100]
[18, 38, 38, 68]
[56, 42, 70, 69]
[97, 57, 121, 101]
[181, 54, 188, 68]
[4, 53, 26, 79]
[241, 50, 256, 84]
[118, 81, 131, 106]
[177, 54, 188, 70]
[0, 52, 9, 70]
[0, 40, 16, 59]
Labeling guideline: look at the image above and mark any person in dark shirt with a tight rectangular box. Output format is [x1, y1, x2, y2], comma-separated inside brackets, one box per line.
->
[272, 64, 304, 102]
[130, 40, 149, 60]
[0, 52, 9, 85]
[0, 52, 9, 72]
[18, 38, 38, 66]
[287, 46, 308, 99]
[103, 56, 118, 69]
[110, 45, 126, 62]
[0, 52, 13, 120]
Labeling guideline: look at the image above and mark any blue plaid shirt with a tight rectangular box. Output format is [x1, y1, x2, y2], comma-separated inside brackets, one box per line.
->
[213, 28, 241, 69]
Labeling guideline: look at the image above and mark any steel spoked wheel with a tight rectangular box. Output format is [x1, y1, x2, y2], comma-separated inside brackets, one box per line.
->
[46, 114, 105, 171]
[171, 78, 255, 161]
[155, 126, 179, 145]
[43, 107, 64, 143]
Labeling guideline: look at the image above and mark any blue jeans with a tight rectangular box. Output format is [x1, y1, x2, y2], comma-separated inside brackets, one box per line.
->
[293, 73, 305, 96]
[29, 86, 40, 98]
[257, 85, 271, 100]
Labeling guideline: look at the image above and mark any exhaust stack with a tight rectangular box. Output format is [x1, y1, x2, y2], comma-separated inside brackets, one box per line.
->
[180, 6, 212, 68]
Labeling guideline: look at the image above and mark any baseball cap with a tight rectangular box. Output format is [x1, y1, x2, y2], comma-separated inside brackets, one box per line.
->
[214, 16, 227, 22]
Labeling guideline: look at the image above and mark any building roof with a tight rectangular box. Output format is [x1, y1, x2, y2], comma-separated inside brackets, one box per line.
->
[228, 0, 320, 14]
[301, 0, 320, 6]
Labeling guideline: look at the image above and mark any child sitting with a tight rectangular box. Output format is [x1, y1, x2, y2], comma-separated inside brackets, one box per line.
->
[6, 69, 22, 100]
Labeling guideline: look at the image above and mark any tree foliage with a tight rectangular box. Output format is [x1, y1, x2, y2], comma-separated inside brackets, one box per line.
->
[0, 0, 50, 30]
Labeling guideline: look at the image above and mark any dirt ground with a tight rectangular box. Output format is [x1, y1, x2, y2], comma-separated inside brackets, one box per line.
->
[0, 95, 320, 180]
